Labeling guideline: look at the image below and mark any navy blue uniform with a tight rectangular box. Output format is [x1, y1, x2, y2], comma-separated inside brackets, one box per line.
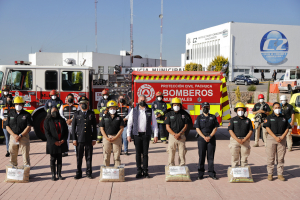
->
[44, 98, 63, 112]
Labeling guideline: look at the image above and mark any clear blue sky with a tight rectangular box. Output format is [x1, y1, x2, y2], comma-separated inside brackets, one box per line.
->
[0, 0, 299, 66]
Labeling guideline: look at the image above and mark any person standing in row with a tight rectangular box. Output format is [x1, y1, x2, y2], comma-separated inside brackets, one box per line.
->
[165, 97, 189, 166]
[194, 102, 219, 180]
[151, 91, 167, 144]
[45, 90, 63, 112]
[6, 97, 32, 166]
[44, 107, 68, 181]
[0, 85, 11, 109]
[280, 95, 294, 151]
[97, 89, 110, 143]
[72, 97, 97, 179]
[0, 94, 14, 157]
[264, 102, 291, 181]
[228, 102, 253, 167]
[127, 95, 158, 179]
[116, 95, 131, 155]
[100, 100, 124, 166]
[59, 93, 79, 156]
[253, 94, 270, 147]
[261, 70, 265, 82]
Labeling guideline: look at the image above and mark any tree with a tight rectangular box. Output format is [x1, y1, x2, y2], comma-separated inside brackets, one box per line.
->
[75, 72, 83, 84]
[209, 56, 229, 71]
[184, 63, 202, 71]
[235, 86, 241, 102]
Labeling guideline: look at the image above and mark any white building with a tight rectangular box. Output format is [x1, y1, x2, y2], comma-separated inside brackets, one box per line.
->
[29, 51, 167, 79]
[182, 22, 300, 81]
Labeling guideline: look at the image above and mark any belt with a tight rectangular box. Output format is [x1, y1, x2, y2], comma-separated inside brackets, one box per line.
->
[237, 137, 245, 139]
[138, 132, 146, 135]
[274, 134, 282, 137]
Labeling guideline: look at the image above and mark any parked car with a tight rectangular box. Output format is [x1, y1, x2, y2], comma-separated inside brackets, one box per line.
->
[234, 74, 259, 85]
[278, 69, 300, 94]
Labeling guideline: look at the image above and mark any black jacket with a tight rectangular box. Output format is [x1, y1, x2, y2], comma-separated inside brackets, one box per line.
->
[72, 110, 97, 143]
[44, 117, 69, 154]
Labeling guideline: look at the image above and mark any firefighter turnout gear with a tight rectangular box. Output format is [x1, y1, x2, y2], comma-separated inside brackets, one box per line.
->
[96, 92, 111, 143]
[116, 104, 130, 153]
[0, 85, 10, 109]
[151, 96, 167, 142]
[44, 97, 63, 112]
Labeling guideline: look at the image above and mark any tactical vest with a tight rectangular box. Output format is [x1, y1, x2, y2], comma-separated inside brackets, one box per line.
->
[62, 104, 79, 119]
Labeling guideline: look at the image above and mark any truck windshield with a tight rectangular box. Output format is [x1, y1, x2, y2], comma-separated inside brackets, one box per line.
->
[0, 71, 3, 88]
[6, 70, 33, 90]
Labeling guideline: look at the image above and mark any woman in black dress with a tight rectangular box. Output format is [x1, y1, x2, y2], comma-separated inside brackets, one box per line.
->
[44, 106, 69, 181]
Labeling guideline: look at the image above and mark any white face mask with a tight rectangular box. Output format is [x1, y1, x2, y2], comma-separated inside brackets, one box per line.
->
[15, 105, 22, 111]
[173, 106, 180, 112]
[274, 109, 281, 115]
[237, 110, 244, 117]
[3, 91, 8, 95]
[281, 100, 286, 105]
[109, 109, 116, 115]
[157, 97, 162, 101]
[103, 95, 108, 99]
[51, 96, 57, 100]
[259, 99, 264, 103]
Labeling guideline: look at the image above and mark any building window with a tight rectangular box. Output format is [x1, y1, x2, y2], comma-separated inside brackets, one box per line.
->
[186, 50, 189, 60]
[238, 69, 244, 72]
[190, 49, 193, 60]
[233, 69, 238, 72]
[98, 66, 104, 79]
[45, 71, 58, 90]
[6, 70, 33, 90]
[0, 71, 3, 89]
[277, 69, 286, 73]
[254, 69, 259, 73]
[108, 66, 114, 74]
[245, 69, 250, 74]
[62, 71, 83, 91]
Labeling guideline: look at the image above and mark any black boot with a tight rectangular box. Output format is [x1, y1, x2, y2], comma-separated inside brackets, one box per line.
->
[136, 169, 143, 179]
[143, 170, 150, 178]
[5, 151, 10, 157]
[51, 165, 57, 181]
[57, 164, 63, 180]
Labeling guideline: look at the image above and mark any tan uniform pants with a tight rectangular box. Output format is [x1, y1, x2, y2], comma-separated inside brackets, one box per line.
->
[168, 133, 187, 166]
[229, 137, 251, 167]
[9, 134, 30, 166]
[266, 135, 286, 175]
[254, 122, 267, 145]
[103, 136, 122, 167]
[286, 129, 293, 149]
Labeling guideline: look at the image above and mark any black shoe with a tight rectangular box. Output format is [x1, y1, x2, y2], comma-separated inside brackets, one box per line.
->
[143, 171, 150, 178]
[5, 151, 10, 157]
[198, 176, 204, 180]
[51, 165, 57, 181]
[209, 175, 218, 180]
[87, 174, 93, 179]
[62, 153, 68, 157]
[57, 164, 63, 180]
[74, 174, 82, 180]
[136, 172, 143, 179]
[125, 151, 129, 156]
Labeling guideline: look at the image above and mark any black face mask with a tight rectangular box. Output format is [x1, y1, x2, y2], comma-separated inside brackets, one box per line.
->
[68, 98, 74, 103]
[120, 99, 125, 104]
[139, 101, 147, 107]
[81, 104, 87, 110]
[203, 107, 209, 114]
[51, 111, 58, 118]
[7, 100, 12, 106]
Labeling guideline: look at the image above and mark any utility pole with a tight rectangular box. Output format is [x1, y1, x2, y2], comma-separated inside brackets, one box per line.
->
[159, 0, 163, 67]
[95, 0, 98, 53]
[130, 0, 133, 68]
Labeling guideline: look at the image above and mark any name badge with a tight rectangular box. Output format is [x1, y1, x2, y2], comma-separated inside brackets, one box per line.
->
[104, 118, 109, 121]
[170, 116, 175, 119]
[270, 119, 275, 121]
[117, 117, 120, 120]
[209, 117, 213, 120]
[147, 113, 151, 116]
[182, 115, 185, 119]
[233, 121, 238, 123]
[10, 117, 14, 119]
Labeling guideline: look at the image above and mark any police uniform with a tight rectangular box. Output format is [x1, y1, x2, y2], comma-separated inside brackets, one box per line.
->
[6, 109, 33, 166]
[59, 102, 79, 152]
[252, 102, 271, 146]
[281, 103, 294, 150]
[228, 116, 253, 167]
[116, 104, 131, 153]
[263, 113, 291, 176]
[151, 99, 167, 142]
[100, 112, 124, 166]
[72, 109, 97, 177]
[194, 113, 219, 177]
[44, 97, 63, 112]
[164, 110, 189, 166]
[96, 96, 111, 142]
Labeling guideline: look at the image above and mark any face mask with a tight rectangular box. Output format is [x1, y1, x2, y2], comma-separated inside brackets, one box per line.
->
[281, 100, 286, 105]
[51, 111, 58, 118]
[103, 95, 108, 99]
[274, 109, 281, 115]
[109, 109, 116, 114]
[203, 107, 209, 114]
[237, 110, 244, 117]
[157, 97, 162, 101]
[68, 98, 74, 103]
[7, 100, 12, 106]
[259, 99, 264, 103]
[139, 101, 147, 107]
[81, 104, 87, 110]
[119, 99, 125, 104]
[3, 91, 8, 95]
[173, 106, 180, 112]
[15, 105, 22, 111]
[51, 96, 57, 100]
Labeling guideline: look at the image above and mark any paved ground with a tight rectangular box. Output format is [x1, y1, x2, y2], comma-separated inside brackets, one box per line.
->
[0, 128, 300, 200]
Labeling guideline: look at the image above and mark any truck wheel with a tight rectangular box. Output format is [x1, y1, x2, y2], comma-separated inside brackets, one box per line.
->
[244, 81, 248, 86]
[288, 85, 292, 94]
[33, 111, 47, 141]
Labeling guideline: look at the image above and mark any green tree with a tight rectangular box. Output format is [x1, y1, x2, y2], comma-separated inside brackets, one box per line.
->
[235, 86, 241, 102]
[72, 73, 75, 83]
[184, 63, 202, 71]
[209, 56, 229, 71]
[75, 72, 83, 84]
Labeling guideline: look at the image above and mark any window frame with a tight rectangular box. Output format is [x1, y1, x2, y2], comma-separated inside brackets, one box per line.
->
[45, 70, 58, 90]
[61, 70, 83, 91]
[6, 70, 33, 91]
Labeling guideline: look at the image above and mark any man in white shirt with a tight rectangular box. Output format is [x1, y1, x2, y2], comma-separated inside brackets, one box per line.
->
[127, 95, 158, 178]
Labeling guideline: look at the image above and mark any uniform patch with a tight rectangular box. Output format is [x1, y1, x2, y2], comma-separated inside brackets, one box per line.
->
[246, 120, 249, 124]
[165, 117, 167, 120]
[170, 116, 175, 119]
[10, 117, 14, 119]
[0, 100, 3, 104]
[182, 115, 185, 119]
[209, 117, 213, 120]
[228, 123, 230, 126]
[89, 115, 92, 120]
[104, 118, 109, 121]
[117, 117, 120, 120]
[270, 119, 275, 121]
[22, 116, 26, 120]
[154, 104, 157, 108]
[233, 121, 238, 123]
[282, 118, 286, 121]
[264, 119, 267, 123]
[48, 102, 52, 106]
[147, 113, 151, 116]
[73, 107, 77, 110]
[101, 103, 104, 107]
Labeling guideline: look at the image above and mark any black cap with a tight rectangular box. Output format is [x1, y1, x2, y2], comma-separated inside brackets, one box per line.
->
[79, 96, 89, 103]
[202, 102, 210, 107]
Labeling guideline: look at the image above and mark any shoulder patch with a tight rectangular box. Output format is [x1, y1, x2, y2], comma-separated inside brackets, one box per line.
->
[264, 119, 267, 123]
[228, 122, 230, 126]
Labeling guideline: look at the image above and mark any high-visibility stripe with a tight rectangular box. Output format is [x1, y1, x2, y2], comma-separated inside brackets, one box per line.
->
[211, 76, 215, 80]
[181, 76, 185, 80]
[94, 109, 100, 114]
[206, 76, 210, 80]
[176, 76, 180, 80]
[156, 76, 159, 80]
[166, 76, 170, 80]
[26, 110, 34, 114]
[161, 75, 164, 80]
[195, 105, 201, 115]
[196, 76, 200, 80]
[186, 76, 190, 80]
[145, 76, 149, 80]
[140, 76, 144, 80]
[151, 76, 154, 80]
[135, 75, 139, 80]
[201, 76, 205, 80]
[191, 76, 195, 80]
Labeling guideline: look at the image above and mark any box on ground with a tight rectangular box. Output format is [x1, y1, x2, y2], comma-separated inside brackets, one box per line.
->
[99, 165, 125, 182]
[165, 166, 191, 182]
[5, 165, 30, 183]
[227, 166, 254, 183]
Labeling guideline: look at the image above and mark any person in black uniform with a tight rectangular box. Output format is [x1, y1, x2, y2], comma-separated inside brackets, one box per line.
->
[72, 97, 97, 179]
[96, 89, 111, 143]
[44, 106, 68, 181]
[194, 102, 219, 180]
